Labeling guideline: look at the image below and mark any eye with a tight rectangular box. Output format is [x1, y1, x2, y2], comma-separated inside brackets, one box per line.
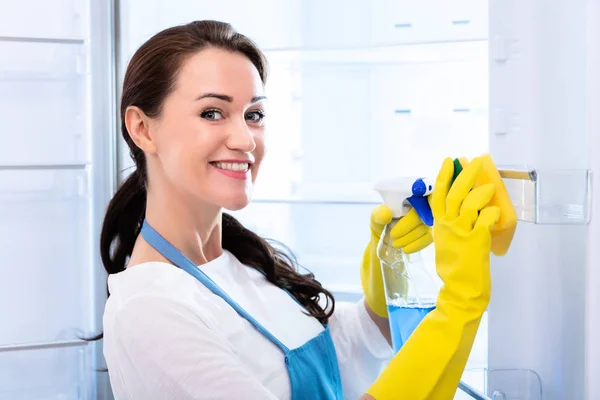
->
[200, 109, 224, 121]
[245, 110, 266, 124]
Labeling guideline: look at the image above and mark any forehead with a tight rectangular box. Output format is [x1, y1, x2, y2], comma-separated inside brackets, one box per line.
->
[174, 47, 264, 101]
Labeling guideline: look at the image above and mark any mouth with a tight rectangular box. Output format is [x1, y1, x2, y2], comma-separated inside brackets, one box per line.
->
[209, 161, 251, 172]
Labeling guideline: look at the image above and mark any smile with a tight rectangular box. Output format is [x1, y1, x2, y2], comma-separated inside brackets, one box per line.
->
[210, 162, 250, 172]
[209, 161, 252, 181]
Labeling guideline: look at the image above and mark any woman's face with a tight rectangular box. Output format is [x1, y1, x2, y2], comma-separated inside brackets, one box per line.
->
[147, 47, 266, 211]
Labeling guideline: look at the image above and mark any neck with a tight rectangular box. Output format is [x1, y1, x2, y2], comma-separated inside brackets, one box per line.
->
[144, 186, 223, 266]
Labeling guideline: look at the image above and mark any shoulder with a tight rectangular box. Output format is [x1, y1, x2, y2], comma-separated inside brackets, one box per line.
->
[103, 259, 219, 331]
[106, 261, 195, 305]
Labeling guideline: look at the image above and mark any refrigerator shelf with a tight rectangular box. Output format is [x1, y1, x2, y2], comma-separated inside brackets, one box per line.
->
[499, 167, 592, 225]
[0, 35, 84, 45]
[458, 368, 543, 400]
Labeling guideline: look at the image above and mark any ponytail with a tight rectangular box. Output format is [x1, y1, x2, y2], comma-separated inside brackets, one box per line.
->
[100, 168, 147, 274]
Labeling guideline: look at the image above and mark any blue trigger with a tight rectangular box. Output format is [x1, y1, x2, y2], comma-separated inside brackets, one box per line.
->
[407, 196, 434, 227]
[408, 178, 434, 226]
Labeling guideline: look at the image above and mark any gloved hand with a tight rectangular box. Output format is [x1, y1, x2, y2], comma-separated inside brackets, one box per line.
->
[365, 156, 501, 400]
[361, 205, 433, 318]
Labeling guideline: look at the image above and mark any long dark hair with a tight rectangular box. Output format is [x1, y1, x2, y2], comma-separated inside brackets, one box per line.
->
[100, 21, 335, 327]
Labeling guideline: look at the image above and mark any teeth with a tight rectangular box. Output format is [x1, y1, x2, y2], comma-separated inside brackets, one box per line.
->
[213, 162, 249, 171]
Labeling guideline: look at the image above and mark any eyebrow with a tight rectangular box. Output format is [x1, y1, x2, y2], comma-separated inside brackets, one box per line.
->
[196, 93, 267, 103]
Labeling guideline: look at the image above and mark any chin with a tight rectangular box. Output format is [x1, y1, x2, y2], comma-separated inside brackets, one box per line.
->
[221, 196, 252, 212]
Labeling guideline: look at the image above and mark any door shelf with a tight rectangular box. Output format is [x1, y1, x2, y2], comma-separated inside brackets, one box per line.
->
[457, 368, 543, 400]
[0, 0, 86, 41]
[499, 167, 592, 225]
[0, 40, 89, 165]
[0, 168, 92, 345]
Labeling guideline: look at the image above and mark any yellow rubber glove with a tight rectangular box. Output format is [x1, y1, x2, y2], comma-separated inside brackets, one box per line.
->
[361, 205, 433, 318]
[366, 156, 501, 400]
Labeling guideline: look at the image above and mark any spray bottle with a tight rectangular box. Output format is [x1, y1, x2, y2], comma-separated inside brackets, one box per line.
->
[374, 177, 442, 353]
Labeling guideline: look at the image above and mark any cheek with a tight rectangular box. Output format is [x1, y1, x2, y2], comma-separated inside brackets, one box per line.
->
[254, 130, 266, 157]
[157, 132, 210, 187]
[252, 134, 266, 176]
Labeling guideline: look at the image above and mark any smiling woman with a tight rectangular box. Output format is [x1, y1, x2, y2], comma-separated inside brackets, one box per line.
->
[99, 20, 397, 400]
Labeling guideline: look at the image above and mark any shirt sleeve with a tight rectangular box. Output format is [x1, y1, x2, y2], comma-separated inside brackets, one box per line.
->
[104, 294, 279, 400]
[328, 298, 394, 399]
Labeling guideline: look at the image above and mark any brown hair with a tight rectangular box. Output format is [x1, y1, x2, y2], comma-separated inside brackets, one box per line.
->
[100, 21, 334, 325]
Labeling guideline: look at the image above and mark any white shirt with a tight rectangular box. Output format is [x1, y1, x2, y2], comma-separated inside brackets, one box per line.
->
[103, 250, 392, 400]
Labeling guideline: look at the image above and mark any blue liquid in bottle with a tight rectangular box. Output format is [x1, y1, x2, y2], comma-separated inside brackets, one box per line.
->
[388, 303, 435, 353]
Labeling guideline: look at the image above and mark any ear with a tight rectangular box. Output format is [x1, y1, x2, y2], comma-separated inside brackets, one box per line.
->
[124, 106, 157, 154]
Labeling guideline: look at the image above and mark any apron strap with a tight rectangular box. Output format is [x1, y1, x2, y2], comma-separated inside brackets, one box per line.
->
[140, 220, 290, 353]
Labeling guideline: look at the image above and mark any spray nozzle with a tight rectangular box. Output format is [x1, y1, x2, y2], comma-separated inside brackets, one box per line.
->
[374, 177, 434, 226]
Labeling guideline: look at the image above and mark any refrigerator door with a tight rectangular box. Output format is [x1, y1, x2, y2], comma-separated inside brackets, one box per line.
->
[0, 0, 117, 399]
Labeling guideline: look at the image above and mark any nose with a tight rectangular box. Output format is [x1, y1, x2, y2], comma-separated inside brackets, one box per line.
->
[226, 118, 256, 153]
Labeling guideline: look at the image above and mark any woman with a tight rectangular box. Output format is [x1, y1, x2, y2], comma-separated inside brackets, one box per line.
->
[101, 20, 498, 400]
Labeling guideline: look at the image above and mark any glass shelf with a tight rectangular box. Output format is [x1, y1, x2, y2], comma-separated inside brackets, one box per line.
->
[499, 167, 592, 225]
[0, 340, 92, 400]
[251, 198, 379, 206]
[259, 39, 488, 53]
[0, 35, 84, 45]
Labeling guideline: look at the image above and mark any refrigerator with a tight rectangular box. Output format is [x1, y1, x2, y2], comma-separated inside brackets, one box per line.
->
[1, 0, 598, 399]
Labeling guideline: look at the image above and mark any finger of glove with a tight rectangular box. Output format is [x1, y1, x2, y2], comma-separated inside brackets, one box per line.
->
[457, 183, 496, 231]
[475, 206, 502, 231]
[390, 208, 422, 239]
[458, 157, 469, 169]
[370, 204, 393, 236]
[446, 156, 483, 220]
[431, 158, 455, 220]
[393, 228, 433, 253]
[392, 224, 430, 249]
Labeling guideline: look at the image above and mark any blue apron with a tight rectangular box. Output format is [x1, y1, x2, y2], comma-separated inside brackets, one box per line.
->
[141, 221, 344, 400]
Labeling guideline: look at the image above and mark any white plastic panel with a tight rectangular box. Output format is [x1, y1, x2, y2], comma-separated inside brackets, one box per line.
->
[0, 344, 91, 400]
[489, 0, 589, 398]
[370, 0, 444, 45]
[370, 44, 489, 182]
[0, 0, 86, 40]
[370, 0, 488, 45]
[299, 64, 373, 195]
[0, 42, 88, 165]
[298, 0, 371, 48]
[586, 1, 600, 398]
[119, 0, 303, 59]
[121, 0, 372, 53]
[0, 169, 92, 345]
[444, 0, 489, 42]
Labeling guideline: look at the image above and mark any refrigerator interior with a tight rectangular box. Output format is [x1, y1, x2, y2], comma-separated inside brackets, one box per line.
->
[117, 0, 491, 396]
